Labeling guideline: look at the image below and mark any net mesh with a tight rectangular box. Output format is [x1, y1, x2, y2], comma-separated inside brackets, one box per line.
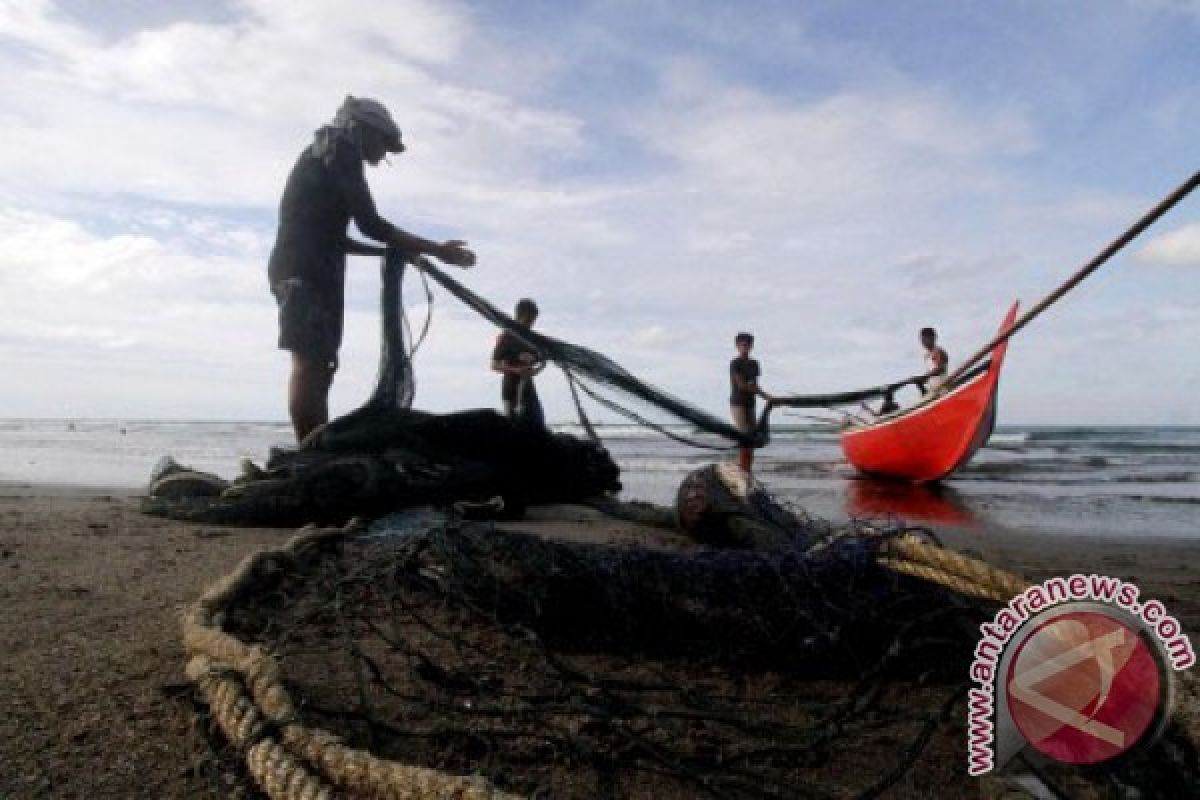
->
[406, 252, 992, 444]
[408, 254, 758, 447]
[219, 516, 991, 799]
[195, 508, 1199, 799]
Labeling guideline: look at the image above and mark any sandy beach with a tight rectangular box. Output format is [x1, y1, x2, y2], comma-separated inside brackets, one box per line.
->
[0, 483, 288, 798]
[0, 480, 1197, 798]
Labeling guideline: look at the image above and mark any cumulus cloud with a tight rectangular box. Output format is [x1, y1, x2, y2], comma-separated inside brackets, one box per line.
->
[0, 0, 585, 210]
[641, 73, 1036, 203]
[1136, 223, 1200, 267]
[0, 1, 1196, 424]
[0, 208, 265, 355]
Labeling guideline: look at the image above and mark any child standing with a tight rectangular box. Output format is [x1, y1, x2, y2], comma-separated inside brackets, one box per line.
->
[729, 332, 772, 472]
[492, 299, 546, 428]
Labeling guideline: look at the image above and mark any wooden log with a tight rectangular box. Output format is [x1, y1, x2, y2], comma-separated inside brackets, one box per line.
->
[674, 463, 821, 550]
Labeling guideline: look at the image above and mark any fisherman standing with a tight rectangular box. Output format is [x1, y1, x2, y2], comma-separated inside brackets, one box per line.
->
[268, 95, 475, 442]
[730, 332, 773, 472]
[918, 327, 949, 394]
[492, 298, 546, 428]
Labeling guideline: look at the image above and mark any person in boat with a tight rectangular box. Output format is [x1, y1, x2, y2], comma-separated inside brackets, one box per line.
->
[492, 298, 546, 428]
[917, 327, 949, 394]
[861, 389, 900, 418]
[730, 332, 773, 472]
[268, 95, 476, 442]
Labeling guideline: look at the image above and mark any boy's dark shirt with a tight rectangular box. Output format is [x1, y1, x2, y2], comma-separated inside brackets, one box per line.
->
[493, 331, 539, 406]
[267, 133, 396, 308]
[729, 356, 761, 409]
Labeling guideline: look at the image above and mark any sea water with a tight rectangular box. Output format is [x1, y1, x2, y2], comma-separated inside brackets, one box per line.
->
[1, 419, 1197, 538]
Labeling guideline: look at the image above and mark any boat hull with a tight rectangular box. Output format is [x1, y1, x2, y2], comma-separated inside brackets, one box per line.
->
[840, 303, 1019, 483]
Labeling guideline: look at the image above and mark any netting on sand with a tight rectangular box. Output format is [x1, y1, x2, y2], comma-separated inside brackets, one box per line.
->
[193, 515, 991, 799]
[183, 509, 1200, 800]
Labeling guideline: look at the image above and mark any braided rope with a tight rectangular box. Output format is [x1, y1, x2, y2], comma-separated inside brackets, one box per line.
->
[876, 558, 1017, 604]
[188, 655, 334, 800]
[181, 520, 523, 800]
[183, 513, 1033, 796]
[878, 535, 1029, 603]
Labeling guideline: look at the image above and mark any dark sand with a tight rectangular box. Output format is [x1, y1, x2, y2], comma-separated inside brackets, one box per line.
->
[0, 482, 1197, 798]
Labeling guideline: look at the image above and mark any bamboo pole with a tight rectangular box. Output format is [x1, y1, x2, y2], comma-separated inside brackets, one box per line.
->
[944, 170, 1200, 387]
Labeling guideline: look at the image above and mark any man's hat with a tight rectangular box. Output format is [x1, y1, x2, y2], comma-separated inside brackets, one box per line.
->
[337, 95, 405, 153]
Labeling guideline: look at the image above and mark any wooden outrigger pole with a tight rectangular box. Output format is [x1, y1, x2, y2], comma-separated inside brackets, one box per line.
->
[837, 170, 1199, 483]
[944, 170, 1200, 387]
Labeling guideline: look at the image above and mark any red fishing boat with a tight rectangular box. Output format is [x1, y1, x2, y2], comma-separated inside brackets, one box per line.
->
[840, 302, 1019, 483]
[769, 173, 1196, 484]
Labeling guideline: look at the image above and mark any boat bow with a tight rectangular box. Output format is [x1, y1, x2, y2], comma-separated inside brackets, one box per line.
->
[840, 302, 1020, 482]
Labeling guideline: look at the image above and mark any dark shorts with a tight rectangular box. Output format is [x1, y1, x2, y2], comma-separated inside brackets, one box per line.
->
[272, 278, 343, 363]
[503, 381, 545, 429]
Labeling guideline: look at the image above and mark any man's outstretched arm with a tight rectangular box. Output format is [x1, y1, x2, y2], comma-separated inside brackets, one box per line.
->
[336, 148, 475, 267]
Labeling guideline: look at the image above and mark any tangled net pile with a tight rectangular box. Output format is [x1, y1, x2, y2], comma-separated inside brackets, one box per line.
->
[184, 499, 1200, 800]
[207, 519, 984, 799]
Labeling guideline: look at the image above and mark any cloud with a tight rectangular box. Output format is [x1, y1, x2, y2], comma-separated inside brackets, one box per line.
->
[0, 0, 586, 210]
[1136, 222, 1200, 267]
[0, 207, 268, 354]
[629, 324, 673, 347]
[634, 72, 1036, 227]
[0, 1, 1196, 424]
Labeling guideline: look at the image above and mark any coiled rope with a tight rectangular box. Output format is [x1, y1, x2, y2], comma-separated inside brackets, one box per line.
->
[878, 534, 1030, 604]
[182, 520, 520, 800]
[182, 512, 1039, 800]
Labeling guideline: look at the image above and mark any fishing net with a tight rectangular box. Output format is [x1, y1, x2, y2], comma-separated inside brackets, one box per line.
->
[144, 252, 988, 529]
[205, 516, 984, 799]
[144, 409, 621, 526]
[179, 177, 1200, 797]
[407, 253, 997, 445]
[408, 254, 757, 449]
[184, 489, 1200, 800]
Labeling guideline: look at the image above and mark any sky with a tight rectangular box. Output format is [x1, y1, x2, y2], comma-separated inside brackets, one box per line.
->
[0, 0, 1198, 425]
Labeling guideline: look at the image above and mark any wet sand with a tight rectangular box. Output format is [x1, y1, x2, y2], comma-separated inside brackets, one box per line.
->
[938, 525, 1200, 627]
[0, 481, 1197, 798]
